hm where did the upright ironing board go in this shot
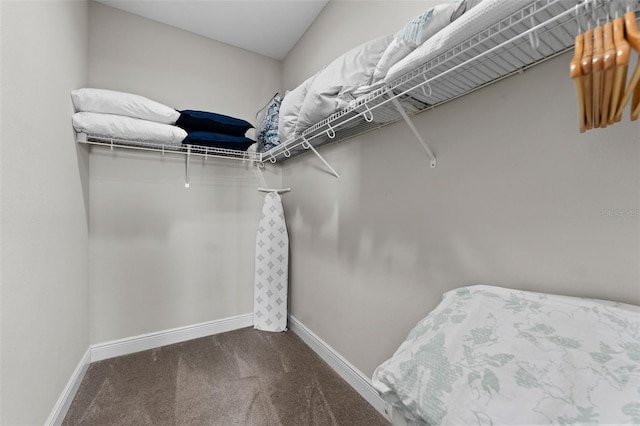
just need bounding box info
[253,190,289,332]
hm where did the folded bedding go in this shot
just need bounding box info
[182,131,255,151]
[176,110,254,136]
[370,0,463,84]
[294,35,393,134]
[72,88,260,151]
[282,0,485,137]
[71,88,180,124]
[385,0,529,84]
[372,285,640,426]
[72,112,187,145]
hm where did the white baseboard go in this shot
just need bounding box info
[45,348,91,426]
[287,315,390,420]
[47,313,254,425]
[90,313,254,362]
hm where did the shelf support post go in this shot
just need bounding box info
[185,145,191,188]
[390,98,436,168]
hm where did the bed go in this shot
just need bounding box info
[372,285,640,426]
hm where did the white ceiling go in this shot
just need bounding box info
[96,0,329,60]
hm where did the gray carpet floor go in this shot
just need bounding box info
[63,327,390,426]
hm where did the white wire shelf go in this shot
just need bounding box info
[263,0,640,164]
[76,132,261,163]
[76,0,639,171]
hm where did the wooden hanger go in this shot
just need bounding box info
[582,27,594,130]
[614,10,640,122]
[608,16,630,124]
[571,33,587,133]
[592,23,605,127]
[631,81,640,120]
[600,21,616,127]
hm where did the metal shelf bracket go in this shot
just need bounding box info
[302,137,341,180]
[390,98,437,168]
[185,145,191,188]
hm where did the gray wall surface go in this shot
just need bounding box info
[87,2,282,344]
[1,1,638,422]
[281,1,640,377]
[0,1,90,424]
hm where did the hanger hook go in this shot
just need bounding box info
[627,0,638,13]
[594,0,608,25]
[283,146,291,157]
[326,124,336,139]
[529,15,540,50]
[584,0,595,29]
[363,103,374,122]
[612,0,619,18]
[420,74,432,98]
[575,3,583,34]
[302,136,311,150]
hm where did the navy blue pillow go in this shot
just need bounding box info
[176,110,253,136]
[182,131,255,151]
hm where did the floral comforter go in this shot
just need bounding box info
[372,285,640,425]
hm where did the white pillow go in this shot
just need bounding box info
[372,1,462,82]
[386,0,527,83]
[72,112,187,145]
[450,0,484,21]
[296,35,393,134]
[372,38,416,82]
[71,88,180,125]
[278,72,319,144]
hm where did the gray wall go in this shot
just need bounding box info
[281,1,640,377]
[88,2,282,344]
[0,1,90,424]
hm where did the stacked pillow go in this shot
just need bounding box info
[71,88,256,151]
[295,35,394,133]
[71,88,181,124]
[175,110,255,151]
[71,88,188,145]
[277,1,481,138]
[278,71,321,144]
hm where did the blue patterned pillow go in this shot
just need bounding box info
[256,94,282,153]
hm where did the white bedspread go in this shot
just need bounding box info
[372,285,640,425]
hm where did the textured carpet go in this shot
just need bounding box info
[63,327,390,426]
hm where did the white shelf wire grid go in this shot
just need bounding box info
[77,132,262,164]
[264,0,640,163]
[76,0,639,166]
